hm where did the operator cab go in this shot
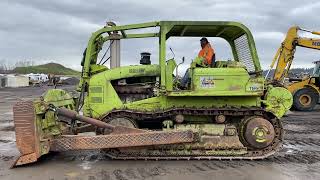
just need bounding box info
[312,61,320,87]
[160,22,262,94]
[312,61,320,77]
[81,21,264,101]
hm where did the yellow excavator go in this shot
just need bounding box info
[266,26,320,111]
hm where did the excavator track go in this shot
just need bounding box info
[100,108,283,160]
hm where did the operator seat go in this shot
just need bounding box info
[210,54,216,68]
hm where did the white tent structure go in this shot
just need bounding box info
[1,75,29,88]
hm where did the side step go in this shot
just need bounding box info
[51,131,194,151]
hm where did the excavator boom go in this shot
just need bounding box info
[267,26,320,82]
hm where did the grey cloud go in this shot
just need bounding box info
[0,0,320,71]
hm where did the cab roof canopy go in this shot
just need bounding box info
[160,21,251,41]
[98,21,252,41]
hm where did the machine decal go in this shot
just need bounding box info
[312,41,320,46]
[200,76,215,88]
[91,97,103,103]
[90,86,103,93]
[249,84,263,91]
[129,68,145,73]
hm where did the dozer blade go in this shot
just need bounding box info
[12,101,40,167]
[12,101,194,167]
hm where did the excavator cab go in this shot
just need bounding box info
[311,61,320,88]
[312,61,320,77]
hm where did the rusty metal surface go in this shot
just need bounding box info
[111,126,147,134]
[50,130,194,151]
[12,153,38,167]
[12,101,39,167]
[113,84,154,94]
[57,107,116,130]
[57,107,148,135]
[244,117,275,149]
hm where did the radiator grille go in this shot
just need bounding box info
[234,34,256,73]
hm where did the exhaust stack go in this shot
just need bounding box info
[107,22,121,69]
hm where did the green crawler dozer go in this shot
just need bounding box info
[12,21,293,167]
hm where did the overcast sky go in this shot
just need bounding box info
[1,0,320,72]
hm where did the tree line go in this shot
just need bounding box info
[0,60,36,73]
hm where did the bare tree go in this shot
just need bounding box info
[0,59,37,73]
[15,60,35,67]
[0,59,9,73]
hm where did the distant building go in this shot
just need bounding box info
[0,74,6,88]
[0,74,29,88]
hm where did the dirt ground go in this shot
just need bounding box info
[0,86,319,180]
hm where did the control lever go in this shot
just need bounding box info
[169,47,175,59]
[175,57,185,80]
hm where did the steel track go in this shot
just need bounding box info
[100,107,283,160]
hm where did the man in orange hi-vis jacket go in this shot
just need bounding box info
[195,37,216,67]
[181,38,216,88]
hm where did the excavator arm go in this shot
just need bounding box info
[266,26,320,82]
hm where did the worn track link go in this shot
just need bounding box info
[100,107,283,160]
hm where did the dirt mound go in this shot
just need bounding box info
[61,77,80,85]
[13,63,80,75]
